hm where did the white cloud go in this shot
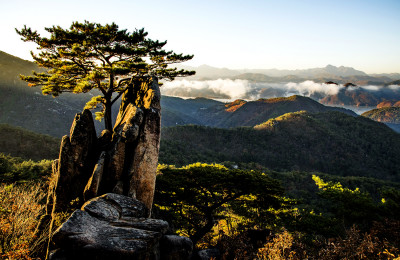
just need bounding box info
[162,79,250,99]
[285,80,341,97]
[161,79,396,101]
[361,85,380,91]
[388,84,400,91]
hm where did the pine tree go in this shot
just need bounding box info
[16,21,195,130]
[154,163,288,246]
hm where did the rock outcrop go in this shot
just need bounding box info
[49,109,98,212]
[44,77,163,258]
[49,76,160,211]
[49,193,192,260]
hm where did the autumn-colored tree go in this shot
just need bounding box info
[17,21,194,130]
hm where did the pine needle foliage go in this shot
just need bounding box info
[154,163,289,247]
[16,21,195,130]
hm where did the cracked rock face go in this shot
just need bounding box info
[88,77,161,212]
[46,78,166,259]
[50,193,170,260]
[51,109,98,212]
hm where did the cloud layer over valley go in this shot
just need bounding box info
[162,79,400,105]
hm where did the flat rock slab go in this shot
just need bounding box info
[82,193,150,220]
[51,193,169,260]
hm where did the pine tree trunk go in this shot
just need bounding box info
[190,212,215,246]
[104,101,112,131]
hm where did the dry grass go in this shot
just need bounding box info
[0,183,46,259]
[256,226,400,260]
[257,230,299,260]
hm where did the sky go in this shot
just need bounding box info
[1,0,399,73]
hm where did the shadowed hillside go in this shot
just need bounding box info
[161,96,222,127]
[0,51,102,137]
[160,111,400,181]
[0,124,59,160]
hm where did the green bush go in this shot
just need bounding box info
[0,153,52,183]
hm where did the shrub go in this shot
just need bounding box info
[257,230,303,260]
[317,225,400,260]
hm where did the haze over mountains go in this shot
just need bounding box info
[1,50,399,136]
[177,64,400,81]
[164,64,400,108]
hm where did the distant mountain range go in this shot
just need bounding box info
[177,64,400,83]
[320,87,400,107]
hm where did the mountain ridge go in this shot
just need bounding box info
[177,63,399,81]
[197,95,356,128]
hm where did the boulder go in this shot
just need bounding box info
[50,193,191,260]
[127,106,161,211]
[159,235,193,260]
[104,104,144,194]
[194,248,221,260]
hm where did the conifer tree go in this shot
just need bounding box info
[16,21,194,130]
[154,164,288,246]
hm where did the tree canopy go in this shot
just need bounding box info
[16,21,195,130]
[154,163,289,247]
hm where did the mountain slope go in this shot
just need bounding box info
[0,51,103,137]
[362,107,400,125]
[198,95,356,128]
[242,65,368,78]
[320,87,400,107]
[0,51,37,84]
[0,124,60,160]
[161,96,222,127]
[160,111,400,181]
[3,111,400,181]
[0,51,224,135]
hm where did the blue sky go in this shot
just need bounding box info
[1,0,399,73]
